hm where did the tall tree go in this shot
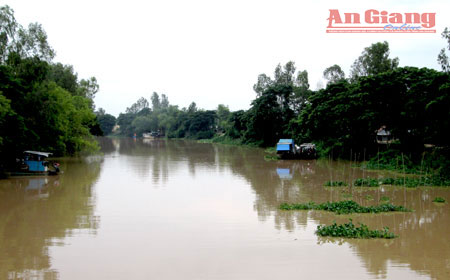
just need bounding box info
[350,41,399,80]
[323,64,345,84]
[77,77,99,105]
[437,27,450,72]
[253,73,272,96]
[0,5,54,63]
[151,92,160,111]
[188,102,197,113]
[161,94,169,109]
[125,97,149,114]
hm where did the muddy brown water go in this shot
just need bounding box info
[0,138,449,280]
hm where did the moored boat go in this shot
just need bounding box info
[9,151,60,176]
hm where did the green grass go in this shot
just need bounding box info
[279,200,410,215]
[316,219,396,239]
[324,181,347,187]
[380,196,390,202]
[432,197,446,203]
[364,194,374,201]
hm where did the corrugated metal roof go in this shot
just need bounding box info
[23,151,52,157]
[277,144,291,151]
[278,139,294,144]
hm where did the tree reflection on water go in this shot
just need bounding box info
[0,157,102,279]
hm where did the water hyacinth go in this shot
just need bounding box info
[316,219,397,239]
[324,181,348,187]
[279,200,410,215]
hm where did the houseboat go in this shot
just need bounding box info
[12,151,60,176]
[276,139,318,159]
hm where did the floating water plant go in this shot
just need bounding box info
[353,176,450,188]
[432,197,446,203]
[316,219,396,239]
[324,181,347,187]
[279,200,410,215]
[380,177,450,188]
[354,178,379,187]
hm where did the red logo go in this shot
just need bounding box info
[326,9,436,33]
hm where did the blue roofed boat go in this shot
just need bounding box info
[275,139,318,159]
[276,139,297,158]
[9,151,60,176]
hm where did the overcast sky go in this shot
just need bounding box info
[4,0,449,116]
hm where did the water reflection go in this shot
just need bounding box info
[217,148,450,280]
[1,138,448,279]
[99,139,450,279]
[129,139,448,279]
[0,157,102,279]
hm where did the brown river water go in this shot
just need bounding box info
[0,138,449,280]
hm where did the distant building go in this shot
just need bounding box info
[112,125,120,132]
[376,126,395,144]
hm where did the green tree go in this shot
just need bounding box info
[437,27,450,72]
[125,97,149,114]
[96,109,116,135]
[216,104,230,132]
[323,64,345,84]
[77,77,99,109]
[350,41,399,80]
[294,67,450,157]
[244,85,294,146]
[188,102,197,113]
[0,5,54,63]
[161,94,169,109]
[187,110,216,139]
[151,92,160,111]
[0,4,100,163]
[48,63,78,94]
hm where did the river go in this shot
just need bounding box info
[0,138,449,279]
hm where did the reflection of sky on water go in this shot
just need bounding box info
[0,158,102,280]
[1,138,447,280]
[95,138,449,280]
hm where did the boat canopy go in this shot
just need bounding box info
[276,144,291,151]
[278,139,294,144]
[23,151,53,158]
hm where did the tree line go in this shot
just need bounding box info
[116,37,449,161]
[1,2,449,170]
[0,5,105,168]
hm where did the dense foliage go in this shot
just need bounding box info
[116,39,450,175]
[0,5,106,168]
[3,3,448,179]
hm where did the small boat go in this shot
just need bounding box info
[143,131,161,139]
[276,139,318,159]
[9,151,60,176]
